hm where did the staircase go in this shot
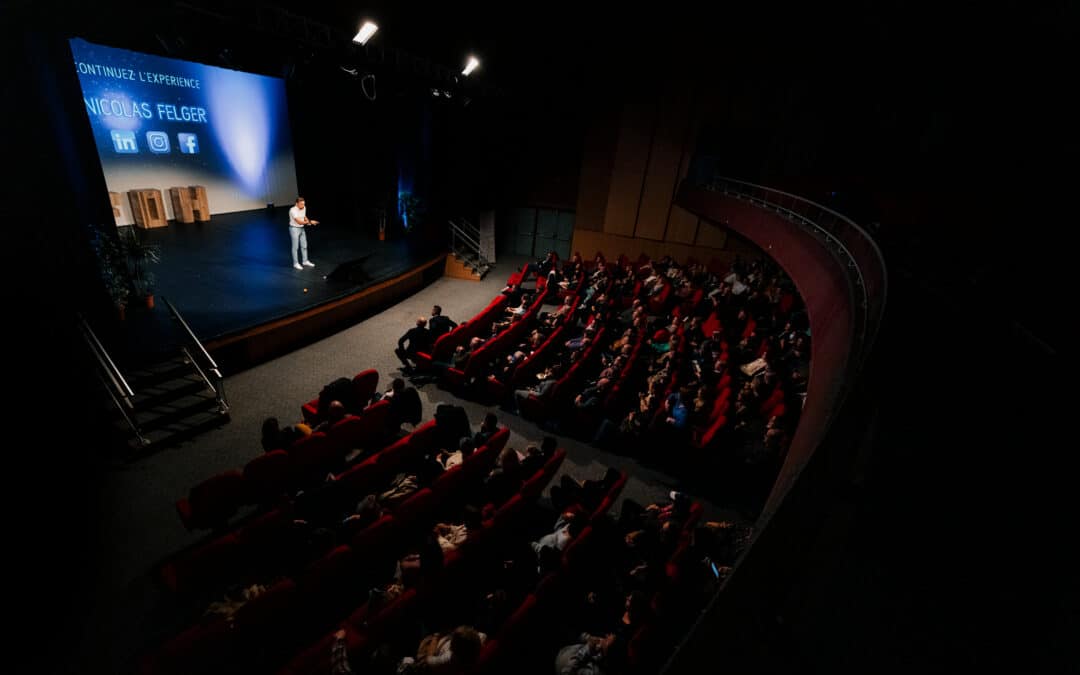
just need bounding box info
[79,298,230,457]
[448,218,492,280]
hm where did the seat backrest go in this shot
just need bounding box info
[236,504,295,561]
[350,514,396,552]
[393,488,437,529]
[484,428,510,456]
[242,450,292,503]
[298,544,357,598]
[288,432,341,475]
[352,369,380,408]
[189,470,248,526]
[168,532,244,594]
[326,415,367,450]
[359,398,392,435]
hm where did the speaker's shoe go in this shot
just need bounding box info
[293,263,303,270]
[303,261,315,267]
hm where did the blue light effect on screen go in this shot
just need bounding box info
[206,66,272,195]
[69,38,296,205]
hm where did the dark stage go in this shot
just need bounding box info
[139,206,444,343]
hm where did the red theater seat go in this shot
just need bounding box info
[243,450,292,504]
[176,470,248,531]
[351,369,379,408]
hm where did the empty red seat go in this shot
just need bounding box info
[243,450,292,504]
[351,369,379,409]
[297,545,359,618]
[287,432,342,478]
[236,505,295,564]
[161,532,245,594]
[349,513,396,552]
[176,470,248,531]
[145,617,232,675]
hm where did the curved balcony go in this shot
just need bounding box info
[667,165,888,672]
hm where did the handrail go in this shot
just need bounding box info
[77,313,147,445]
[691,170,888,371]
[163,297,228,411]
[163,297,221,377]
[451,217,480,239]
[77,313,135,399]
[448,220,482,251]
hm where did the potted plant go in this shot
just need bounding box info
[88,223,133,319]
[119,227,161,309]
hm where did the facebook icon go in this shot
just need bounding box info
[110,130,138,154]
[177,133,199,154]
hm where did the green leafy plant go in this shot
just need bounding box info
[87,223,132,309]
[118,227,162,297]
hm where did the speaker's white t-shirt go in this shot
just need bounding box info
[289,206,306,227]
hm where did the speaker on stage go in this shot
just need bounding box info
[326,255,372,283]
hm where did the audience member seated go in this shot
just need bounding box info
[531,505,587,556]
[478,445,524,506]
[391,625,486,675]
[428,304,458,340]
[550,468,621,513]
[473,413,499,447]
[261,416,312,451]
[313,400,354,433]
[437,437,476,470]
[433,505,483,552]
[554,632,626,675]
[396,317,435,372]
[520,436,557,475]
[377,378,422,431]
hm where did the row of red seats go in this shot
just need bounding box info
[624,502,707,674]
[518,325,609,421]
[413,294,510,370]
[278,453,591,675]
[176,393,391,532]
[144,428,518,675]
[162,419,450,595]
[444,291,549,388]
[486,295,582,400]
[299,369,379,426]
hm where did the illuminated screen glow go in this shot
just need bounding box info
[69,38,298,224]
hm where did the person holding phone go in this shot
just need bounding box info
[288,196,319,270]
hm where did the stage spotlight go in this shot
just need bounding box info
[462,56,480,76]
[353,21,379,45]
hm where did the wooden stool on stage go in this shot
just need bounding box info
[168,185,211,223]
[108,191,122,225]
[128,189,168,229]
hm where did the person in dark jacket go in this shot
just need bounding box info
[428,305,458,340]
[395,317,434,371]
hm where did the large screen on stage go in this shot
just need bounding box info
[69,38,298,225]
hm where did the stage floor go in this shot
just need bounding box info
[139,207,442,343]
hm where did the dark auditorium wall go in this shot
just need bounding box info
[570,79,754,263]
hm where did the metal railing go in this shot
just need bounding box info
[77,313,147,446]
[448,218,489,273]
[689,166,888,374]
[163,297,229,414]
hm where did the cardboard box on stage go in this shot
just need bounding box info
[127,189,168,229]
[108,192,122,224]
[168,185,211,223]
